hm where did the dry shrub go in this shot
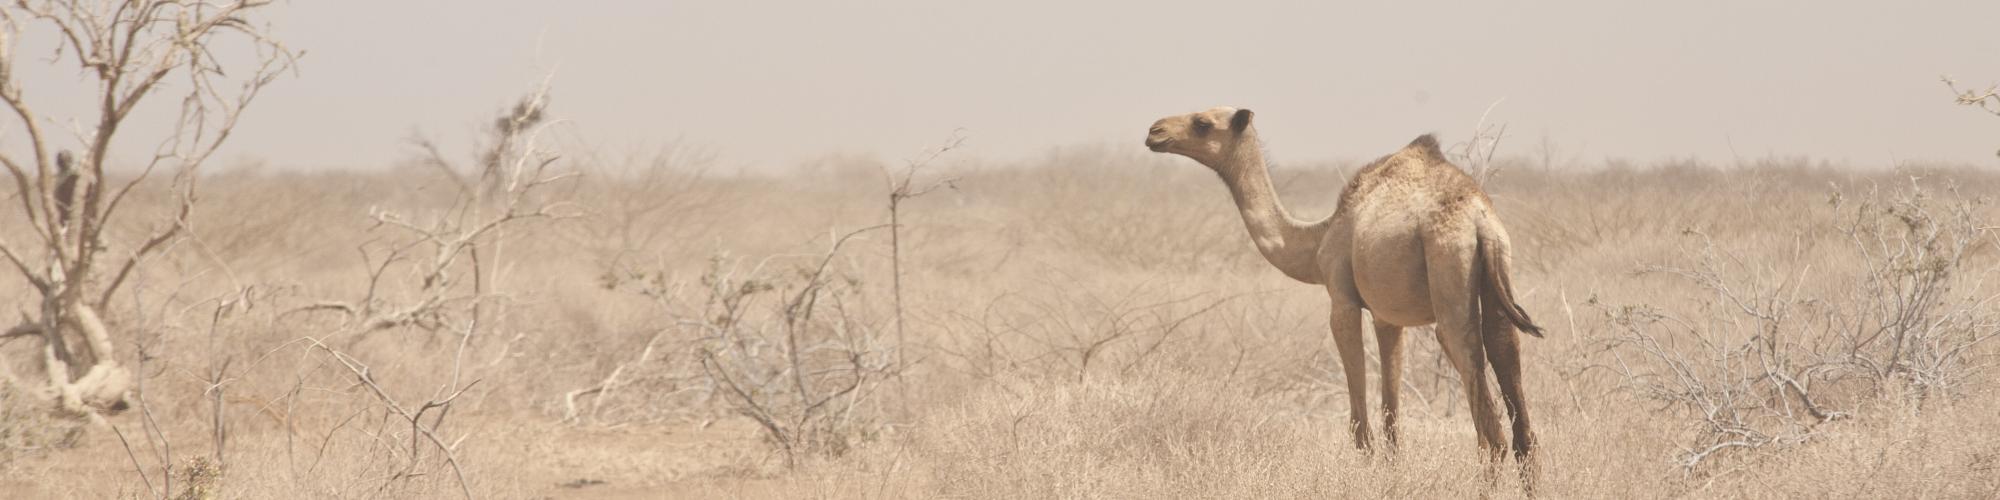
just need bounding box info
[1832,182,1999,397]
[691,236,900,468]
[1593,177,2000,474]
[582,229,903,468]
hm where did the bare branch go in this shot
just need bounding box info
[94,188,190,309]
[1943,76,2000,117]
[308,339,476,500]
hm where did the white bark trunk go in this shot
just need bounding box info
[60,303,131,413]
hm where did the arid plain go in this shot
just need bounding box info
[5,139,1999,498]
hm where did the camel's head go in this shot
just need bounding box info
[1144,106,1256,164]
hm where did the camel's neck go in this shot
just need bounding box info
[1209,139,1325,284]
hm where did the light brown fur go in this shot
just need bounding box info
[1146,106,1544,492]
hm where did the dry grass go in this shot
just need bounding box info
[3,148,1999,499]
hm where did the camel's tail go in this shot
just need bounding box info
[1477,235,1544,338]
[1477,228,1544,489]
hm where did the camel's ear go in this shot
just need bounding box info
[1230,108,1254,134]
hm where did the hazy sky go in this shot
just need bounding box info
[19,1,2000,170]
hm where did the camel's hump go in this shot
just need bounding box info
[1405,134,1444,160]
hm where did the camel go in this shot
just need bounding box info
[1144,106,1544,489]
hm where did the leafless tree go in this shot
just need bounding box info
[299,80,575,342]
[285,82,574,499]
[0,0,296,419]
[881,131,962,376]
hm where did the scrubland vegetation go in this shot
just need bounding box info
[2,2,1998,498]
[6,142,2000,498]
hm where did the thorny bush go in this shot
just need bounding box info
[1591,178,2000,475]
[589,229,900,469]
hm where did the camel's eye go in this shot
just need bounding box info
[1192,118,1213,133]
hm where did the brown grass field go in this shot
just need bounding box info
[4,146,2000,499]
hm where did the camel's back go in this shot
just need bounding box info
[1334,134,1491,224]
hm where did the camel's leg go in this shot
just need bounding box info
[1375,318,1405,453]
[1483,298,1539,493]
[1425,234,1507,463]
[1435,316,1507,487]
[1434,324,1504,455]
[1330,301,1371,451]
